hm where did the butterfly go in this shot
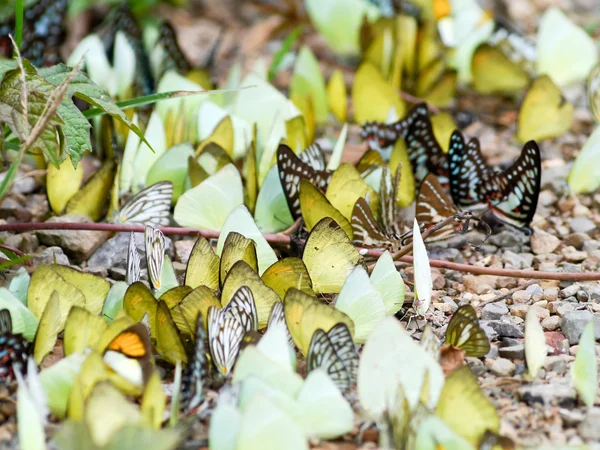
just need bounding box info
[448,130,541,229]
[307,323,359,395]
[103,322,154,386]
[361,103,449,184]
[277,144,333,219]
[144,225,166,291]
[267,301,292,346]
[0,309,31,381]
[126,232,141,285]
[156,22,192,76]
[351,166,407,251]
[113,181,173,227]
[181,314,209,413]
[488,16,537,70]
[207,286,258,376]
[0,0,67,67]
[444,305,490,358]
[419,324,441,361]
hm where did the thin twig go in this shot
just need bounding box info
[2,221,600,281]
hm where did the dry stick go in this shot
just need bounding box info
[2,221,600,281]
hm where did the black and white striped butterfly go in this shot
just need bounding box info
[444,305,490,358]
[448,130,541,230]
[181,313,209,413]
[361,103,449,184]
[267,301,292,345]
[306,323,359,394]
[144,225,165,291]
[0,0,67,67]
[126,232,141,285]
[113,181,173,227]
[351,166,408,250]
[207,286,258,376]
[277,144,333,219]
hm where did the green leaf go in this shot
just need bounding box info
[268,27,301,82]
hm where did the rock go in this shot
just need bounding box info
[509,304,529,319]
[0,196,31,221]
[88,232,174,271]
[485,357,515,376]
[31,246,69,266]
[431,268,445,290]
[563,233,587,250]
[498,344,524,360]
[174,240,195,264]
[463,275,496,294]
[36,215,111,262]
[583,240,600,253]
[542,316,561,331]
[526,284,543,296]
[561,311,600,345]
[488,231,527,248]
[12,175,36,194]
[512,290,532,304]
[24,194,49,220]
[518,383,577,407]
[497,277,518,289]
[481,302,508,320]
[531,228,561,255]
[543,355,572,375]
[559,408,584,427]
[481,318,524,338]
[562,246,588,263]
[427,247,464,263]
[561,284,580,298]
[569,217,596,234]
[503,250,528,269]
[543,287,559,302]
[555,303,576,317]
[578,408,600,441]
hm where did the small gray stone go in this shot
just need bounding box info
[543,287,559,302]
[486,357,515,376]
[509,304,529,319]
[569,217,596,234]
[518,382,577,407]
[577,290,591,302]
[562,262,582,273]
[89,232,174,270]
[481,302,509,320]
[530,228,561,255]
[578,408,600,441]
[583,240,600,253]
[512,290,532,304]
[498,344,524,360]
[174,240,195,264]
[543,355,572,375]
[31,246,69,266]
[561,284,580,298]
[559,408,584,427]
[497,277,518,289]
[563,233,587,250]
[525,284,543,296]
[481,318,524,338]
[488,230,528,248]
[562,246,588,262]
[555,303,576,317]
[561,311,600,345]
[541,316,561,331]
[503,250,528,269]
[11,176,36,195]
[36,215,111,262]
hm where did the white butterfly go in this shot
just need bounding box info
[126,232,141,285]
[144,225,165,290]
[114,182,173,227]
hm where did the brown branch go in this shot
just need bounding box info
[2,221,600,281]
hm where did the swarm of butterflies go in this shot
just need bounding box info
[3,0,591,448]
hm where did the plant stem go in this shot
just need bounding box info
[2,221,600,281]
[14,0,24,54]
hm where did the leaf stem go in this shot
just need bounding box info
[2,221,600,281]
[14,0,24,54]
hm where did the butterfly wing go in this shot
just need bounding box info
[207,306,244,376]
[360,102,426,151]
[267,301,293,345]
[277,144,332,219]
[144,225,166,291]
[326,323,359,387]
[445,305,490,358]
[416,174,463,242]
[116,182,173,227]
[307,328,351,394]
[0,309,12,334]
[181,314,209,412]
[298,144,327,171]
[127,232,141,285]
[225,286,259,333]
[448,131,490,208]
[351,197,400,250]
[487,141,541,229]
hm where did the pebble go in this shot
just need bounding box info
[486,357,515,376]
[560,284,579,298]
[463,275,496,295]
[174,240,195,264]
[525,284,543,296]
[512,290,532,304]
[31,246,69,266]
[503,250,528,269]
[518,383,577,407]
[531,228,561,255]
[11,175,36,195]
[498,344,524,361]
[543,355,572,375]
[578,408,600,441]
[543,287,560,302]
[509,304,529,319]
[559,408,584,427]
[497,277,518,289]
[582,240,600,253]
[562,246,588,262]
[481,302,508,320]
[541,316,561,331]
[561,311,600,345]
[569,217,596,234]
[481,318,524,338]
[563,233,587,250]
[36,215,111,262]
